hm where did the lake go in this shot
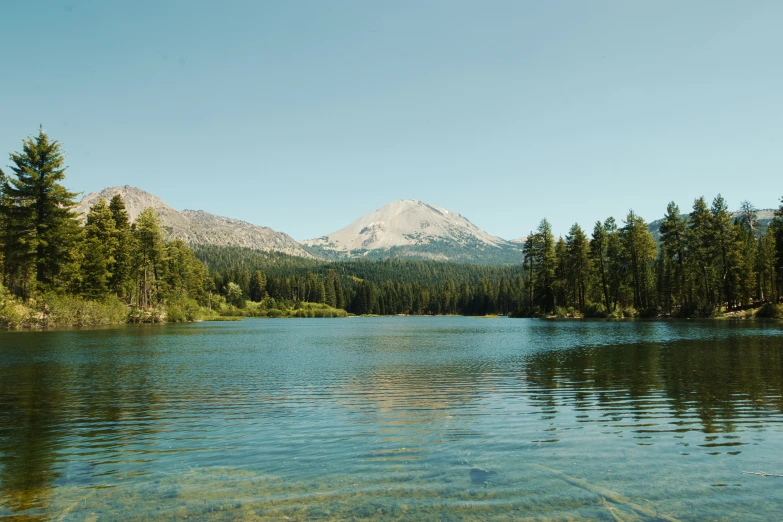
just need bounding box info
[1,317,782,520]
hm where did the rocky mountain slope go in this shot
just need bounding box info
[302,200,523,264]
[76,186,315,258]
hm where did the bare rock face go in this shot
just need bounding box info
[75,186,315,258]
[302,200,523,265]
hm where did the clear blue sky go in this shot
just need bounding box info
[1,1,781,240]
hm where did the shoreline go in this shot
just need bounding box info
[3,313,781,332]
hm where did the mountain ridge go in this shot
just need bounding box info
[75,186,315,258]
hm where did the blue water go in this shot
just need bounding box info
[1,317,782,520]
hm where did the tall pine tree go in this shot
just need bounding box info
[0,127,80,297]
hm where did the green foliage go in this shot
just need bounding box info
[0,130,218,328]
[289,302,349,318]
[756,303,783,319]
[225,282,245,308]
[165,297,207,323]
[676,300,717,318]
[0,283,29,328]
[80,199,118,298]
[2,129,782,326]
[0,127,81,298]
[38,293,129,327]
[583,303,609,318]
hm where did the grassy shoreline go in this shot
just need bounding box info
[3,296,780,330]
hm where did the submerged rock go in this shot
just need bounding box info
[470,467,498,485]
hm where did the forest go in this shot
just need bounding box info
[1,129,783,327]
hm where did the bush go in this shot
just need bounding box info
[0,285,31,328]
[583,303,609,318]
[127,306,165,323]
[39,293,128,327]
[638,307,659,319]
[756,303,783,319]
[166,297,205,322]
[291,303,348,318]
[676,300,717,318]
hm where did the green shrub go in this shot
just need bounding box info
[638,307,659,319]
[127,306,165,323]
[0,285,31,328]
[40,293,128,327]
[583,303,609,318]
[165,297,204,322]
[676,301,717,318]
[756,303,783,319]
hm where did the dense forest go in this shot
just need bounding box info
[2,129,782,327]
[519,201,783,318]
[194,198,783,318]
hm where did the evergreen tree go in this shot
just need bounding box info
[688,197,714,307]
[522,231,536,310]
[534,219,556,313]
[757,228,777,302]
[604,217,625,310]
[621,210,657,310]
[80,200,118,298]
[738,200,759,235]
[566,223,591,312]
[774,196,783,301]
[132,208,165,308]
[108,194,133,298]
[659,202,688,311]
[249,270,267,302]
[0,127,80,297]
[591,221,611,311]
[709,194,736,309]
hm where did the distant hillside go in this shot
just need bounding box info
[76,186,316,258]
[302,199,524,265]
[648,209,776,241]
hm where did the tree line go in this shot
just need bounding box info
[193,247,528,316]
[2,128,782,321]
[521,196,783,317]
[197,200,783,318]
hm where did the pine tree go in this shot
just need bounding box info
[604,217,625,310]
[108,194,133,299]
[80,200,118,298]
[774,196,783,301]
[0,127,80,297]
[621,210,657,310]
[659,202,688,311]
[534,219,556,313]
[591,221,611,311]
[522,231,536,311]
[688,197,714,307]
[132,208,165,308]
[566,223,591,312]
[249,270,267,302]
[709,194,736,309]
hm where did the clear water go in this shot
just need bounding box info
[1,318,782,521]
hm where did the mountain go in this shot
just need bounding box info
[301,200,523,265]
[75,186,315,258]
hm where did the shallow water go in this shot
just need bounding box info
[1,318,782,520]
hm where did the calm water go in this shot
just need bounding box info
[1,318,782,521]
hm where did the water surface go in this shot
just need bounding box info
[1,318,782,520]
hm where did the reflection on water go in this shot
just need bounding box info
[0,319,782,520]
